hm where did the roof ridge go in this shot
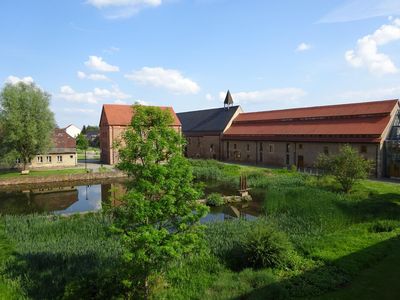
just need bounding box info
[240,99,399,116]
[177,105,240,115]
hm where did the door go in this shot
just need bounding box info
[297,155,304,169]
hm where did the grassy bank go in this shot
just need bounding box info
[0,168,86,179]
[0,160,399,299]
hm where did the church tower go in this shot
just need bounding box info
[224,90,234,109]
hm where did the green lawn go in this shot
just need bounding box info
[0,168,86,179]
[0,161,399,299]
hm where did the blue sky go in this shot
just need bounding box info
[1,0,400,128]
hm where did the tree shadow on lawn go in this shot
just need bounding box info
[5,251,123,300]
[234,235,400,300]
[335,192,400,222]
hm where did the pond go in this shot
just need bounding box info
[0,180,266,222]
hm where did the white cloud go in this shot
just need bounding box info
[220,88,307,104]
[125,67,200,94]
[103,46,120,54]
[296,42,311,52]
[87,0,162,19]
[319,0,400,23]
[345,18,400,75]
[205,93,214,101]
[5,75,34,85]
[63,108,96,114]
[84,56,119,72]
[57,85,130,104]
[77,71,109,81]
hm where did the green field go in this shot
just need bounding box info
[0,168,86,179]
[0,160,399,299]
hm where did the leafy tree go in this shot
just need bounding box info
[81,125,87,134]
[316,144,373,192]
[76,133,89,170]
[111,105,208,298]
[0,82,55,170]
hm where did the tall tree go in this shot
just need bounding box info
[111,105,208,298]
[76,133,89,171]
[0,82,55,170]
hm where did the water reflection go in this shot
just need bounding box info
[0,181,265,221]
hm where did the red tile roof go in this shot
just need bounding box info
[100,104,181,126]
[223,99,399,143]
[51,129,76,151]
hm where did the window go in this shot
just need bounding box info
[286,143,290,153]
[37,156,43,163]
[234,144,237,150]
[247,154,250,159]
[298,144,303,150]
[46,156,52,163]
[259,151,263,162]
[57,155,63,162]
[269,144,274,153]
[360,145,367,153]
[70,155,73,159]
[227,142,230,158]
[247,144,250,151]
[323,146,329,155]
[210,144,214,152]
[286,154,290,165]
[259,143,263,151]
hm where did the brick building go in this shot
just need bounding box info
[99,104,182,165]
[177,91,242,159]
[221,99,399,177]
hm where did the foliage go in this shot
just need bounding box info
[241,221,293,269]
[369,220,398,233]
[206,193,224,206]
[113,105,208,297]
[76,133,89,151]
[315,145,373,192]
[1,214,122,299]
[205,219,295,271]
[0,82,55,170]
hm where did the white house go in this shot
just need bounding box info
[64,124,81,138]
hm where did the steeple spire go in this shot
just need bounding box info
[224,90,233,109]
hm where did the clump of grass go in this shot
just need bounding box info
[206,193,224,206]
[369,220,398,233]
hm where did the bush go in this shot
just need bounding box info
[206,193,224,206]
[240,221,293,269]
[205,219,294,270]
[369,220,398,233]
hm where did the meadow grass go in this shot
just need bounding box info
[0,168,86,179]
[1,214,124,299]
[1,161,399,299]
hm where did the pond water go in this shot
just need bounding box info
[0,180,265,221]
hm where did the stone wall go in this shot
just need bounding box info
[185,135,221,159]
[222,140,381,176]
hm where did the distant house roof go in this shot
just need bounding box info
[223,99,399,143]
[100,104,181,127]
[177,106,241,135]
[50,129,76,153]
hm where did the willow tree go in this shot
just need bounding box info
[112,105,208,298]
[0,82,55,170]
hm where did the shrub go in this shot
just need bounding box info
[205,219,294,270]
[206,193,224,206]
[369,220,398,233]
[315,145,373,193]
[241,221,292,269]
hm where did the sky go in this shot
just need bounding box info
[1,0,400,128]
